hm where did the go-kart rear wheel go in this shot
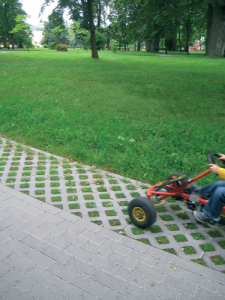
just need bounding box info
[165,172,188,200]
[128,197,157,229]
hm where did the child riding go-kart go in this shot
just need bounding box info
[128,152,225,229]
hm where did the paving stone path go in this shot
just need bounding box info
[0,137,225,274]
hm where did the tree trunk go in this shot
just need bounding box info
[186,19,189,55]
[87,0,98,58]
[124,43,126,50]
[146,32,159,52]
[206,4,225,57]
[165,39,168,54]
[97,0,101,28]
[11,34,14,49]
[137,41,140,51]
[178,26,182,51]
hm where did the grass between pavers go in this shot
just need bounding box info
[68,195,78,201]
[86,202,97,208]
[84,194,94,200]
[191,233,205,240]
[114,229,126,236]
[163,248,177,255]
[156,236,170,244]
[88,211,99,217]
[183,246,197,255]
[200,243,216,252]
[131,228,144,235]
[218,241,225,249]
[102,202,113,207]
[106,210,117,216]
[207,230,223,238]
[109,219,121,226]
[174,234,187,242]
[69,203,80,209]
[160,215,174,221]
[210,256,225,265]
[191,259,208,267]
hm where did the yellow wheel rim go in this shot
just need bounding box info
[132,207,146,222]
[220,211,225,218]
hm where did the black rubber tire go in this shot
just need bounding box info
[128,197,157,229]
[165,172,188,200]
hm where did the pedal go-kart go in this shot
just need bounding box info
[128,152,225,229]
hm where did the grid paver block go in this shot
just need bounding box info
[51,279,88,300]
[28,282,65,300]
[3,268,36,291]
[73,274,107,297]
[27,265,59,288]
[2,287,34,300]
[164,274,198,296]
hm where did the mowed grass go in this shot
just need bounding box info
[0,49,225,185]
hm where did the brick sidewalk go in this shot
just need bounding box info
[1,184,225,300]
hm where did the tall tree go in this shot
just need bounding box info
[206,0,225,57]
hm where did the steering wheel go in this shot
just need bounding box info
[208,152,225,168]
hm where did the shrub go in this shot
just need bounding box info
[43,44,49,48]
[56,43,68,51]
[49,42,58,49]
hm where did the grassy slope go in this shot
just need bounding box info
[0,49,225,185]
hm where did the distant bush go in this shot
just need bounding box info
[43,44,49,48]
[49,42,58,49]
[56,43,68,51]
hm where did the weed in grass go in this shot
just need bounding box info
[122,209,128,215]
[140,185,148,189]
[208,230,223,238]
[63,164,71,169]
[163,248,177,255]
[38,161,45,165]
[2,153,10,157]
[160,215,174,221]
[14,152,22,156]
[68,195,78,201]
[202,223,210,228]
[69,203,80,209]
[0,162,6,166]
[210,256,225,265]
[49,155,55,160]
[156,206,167,213]
[51,182,60,187]
[115,193,126,199]
[50,170,58,175]
[165,197,176,203]
[97,186,107,192]
[35,190,45,195]
[191,233,205,240]
[52,197,61,202]
[38,156,46,160]
[109,179,118,184]
[51,189,61,194]
[51,160,59,165]
[64,169,72,175]
[150,225,162,233]
[109,219,121,226]
[92,221,103,226]
[167,224,180,231]
[20,183,29,188]
[200,243,215,252]
[126,218,133,225]
[23,167,32,170]
[8,172,17,177]
[126,184,136,190]
[36,183,45,188]
[99,194,110,199]
[218,241,225,249]
[177,212,189,220]
[10,167,18,171]
[11,162,19,165]
[86,202,97,208]
[0,167,4,171]
[93,174,102,179]
[25,162,32,165]
[89,168,96,173]
[112,186,122,191]
[184,223,197,229]
[102,202,113,207]
[170,204,182,211]
[137,238,150,245]
[67,188,76,193]
[84,194,94,200]
[183,246,196,255]
[6,178,16,183]
[65,175,73,180]
[66,182,75,186]
[21,178,30,182]
[174,234,187,242]
[79,175,88,180]
[50,176,60,181]
[130,192,140,197]
[36,171,45,175]
[191,259,208,267]
[82,187,92,193]
[156,236,170,244]
[88,211,99,217]
[15,144,23,151]
[118,201,129,206]
[22,172,31,177]
[25,156,33,160]
[132,228,144,235]
[95,180,104,185]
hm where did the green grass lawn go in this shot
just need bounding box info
[0,48,225,185]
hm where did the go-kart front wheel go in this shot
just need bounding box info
[128,197,157,229]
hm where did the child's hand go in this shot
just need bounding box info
[209,164,220,174]
[219,154,225,162]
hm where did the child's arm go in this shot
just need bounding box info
[209,163,225,180]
